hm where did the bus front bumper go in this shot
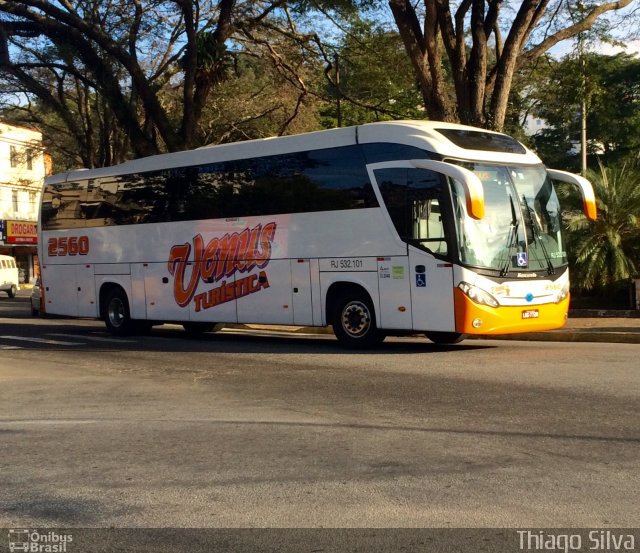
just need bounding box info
[454,288,570,335]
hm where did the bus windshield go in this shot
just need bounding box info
[450,163,566,275]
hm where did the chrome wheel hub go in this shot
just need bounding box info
[341,301,371,337]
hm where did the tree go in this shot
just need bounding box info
[320,18,425,127]
[0,0,308,159]
[0,63,134,168]
[562,161,640,292]
[387,0,635,130]
[528,53,640,171]
[0,0,346,167]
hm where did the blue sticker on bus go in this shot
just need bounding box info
[416,273,426,287]
[516,252,528,267]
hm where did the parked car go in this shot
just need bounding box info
[0,255,20,298]
[31,276,42,315]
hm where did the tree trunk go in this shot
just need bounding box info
[389,0,452,121]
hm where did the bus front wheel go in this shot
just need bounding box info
[104,288,136,336]
[331,292,384,349]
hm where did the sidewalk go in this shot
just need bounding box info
[480,315,640,344]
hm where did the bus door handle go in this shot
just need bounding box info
[415,265,426,273]
[162,277,169,284]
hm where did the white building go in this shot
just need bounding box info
[523,115,548,137]
[0,122,48,284]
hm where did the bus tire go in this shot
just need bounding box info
[331,291,384,349]
[182,322,219,335]
[7,285,17,298]
[425,331,465,344]
[104,288,136,336]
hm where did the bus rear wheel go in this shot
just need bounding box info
[104,288,137,336]
[425,331,465,345]
[331,291,384,349]
[7,285,17,298]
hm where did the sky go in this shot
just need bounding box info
[596,39,640,56]
[550,38,640,59]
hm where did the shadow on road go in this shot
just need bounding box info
[0,315,494,355]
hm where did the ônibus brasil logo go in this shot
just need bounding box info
[168,222,277,312]
[8,529,73,552]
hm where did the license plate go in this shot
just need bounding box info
[522,309,539,319]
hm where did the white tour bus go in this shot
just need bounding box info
[38,120,596,348]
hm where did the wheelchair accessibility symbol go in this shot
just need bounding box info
[415,273,427,287]
[516,252,528,267]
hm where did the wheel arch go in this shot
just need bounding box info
[324,280,380,327]
[98,281,128,320]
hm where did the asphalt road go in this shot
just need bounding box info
[0,293,638,530]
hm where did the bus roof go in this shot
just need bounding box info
[47,120,542,184]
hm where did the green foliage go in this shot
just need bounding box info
[561,161,640,292]
[528,53,640,170]
[195,32,231,72]
[196,53,320,144]
[290,0,382,16]
[320,18,425,127]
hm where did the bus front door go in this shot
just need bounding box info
[408,245,455,332]
[368,160,466,334]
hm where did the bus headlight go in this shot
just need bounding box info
[458,282,499,308]
[555,281,570,304]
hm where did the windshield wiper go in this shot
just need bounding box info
[522,195,555,276]
[500,194,519,277]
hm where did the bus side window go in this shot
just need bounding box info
[41,182,87,230]
[191,145,377,219]
[83,177,122,227]
[375,167,448,255]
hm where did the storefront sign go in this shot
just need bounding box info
[5,220,38,244]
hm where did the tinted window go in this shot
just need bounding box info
[361,143,431,164]
[43,145,377,229]
[169,146,376,220]
[435,129,527,154]
[375,167,449,255]
[41,182,87,229]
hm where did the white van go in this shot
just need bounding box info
[0,255,20,298]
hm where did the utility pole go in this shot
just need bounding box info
[577,1,588,176]
[335,54,342,128]
[580,32,588,176]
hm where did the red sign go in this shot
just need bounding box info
[6,220,37,244]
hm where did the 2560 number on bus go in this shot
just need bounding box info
[48,236,90,256]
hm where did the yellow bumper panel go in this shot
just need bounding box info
[454,288,570,335]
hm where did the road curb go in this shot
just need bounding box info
[472,332,640,344]
[570,309,640,318]
[226,324,640,344]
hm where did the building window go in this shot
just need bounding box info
[29,191,37,213]
[26,148,34,170]
[10,146,18,168]
[12,190,18,212]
